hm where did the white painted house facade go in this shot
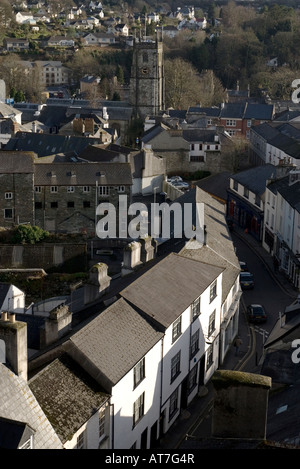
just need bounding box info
[121,252,224,445]
[264,169,300,289]
[0,283,25,313]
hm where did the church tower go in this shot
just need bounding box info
[129,36,165,119]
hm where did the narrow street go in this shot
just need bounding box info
[183,229,297,442]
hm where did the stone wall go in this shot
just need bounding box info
[0,172,34,227]
[0,243,87,271]
[162,149,234,175]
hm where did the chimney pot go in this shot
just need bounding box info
[1,312,8,321]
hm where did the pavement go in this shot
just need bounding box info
[158,225,299,450]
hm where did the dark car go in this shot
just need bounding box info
[239,261,248,272]
[247,304,267,323]
[240,271,254,289]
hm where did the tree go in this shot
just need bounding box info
[116,64,124,85]
[250,67,297,100]
[198,70,226,106]
[0,0,14,32]
[13,225,49,244]
[0,55,26,97]
[164,57,203,109]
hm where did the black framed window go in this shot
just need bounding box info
[171,351,181,383]
[190,329,199,358]
[134,357,145,388]
[210,280,217,303]
[133,392,145,427]
[172,316,182,343]
[169,388,179,420]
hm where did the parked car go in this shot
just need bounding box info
[172,181,189,190]
[247,304,267,323]
[239,261,248,272]
[240,271,254,289]
[167,176,183,183]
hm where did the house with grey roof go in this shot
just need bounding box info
[3,37,30,52]
[141,124,234,174]
[264,170,300,289]
[45,36,75,47]
[66,297,164,449]
[29,353,110,449]
[5,131,104,157]
[83,32,116,46]
[0,313,63,449]
[250,122,300,167]
[0,311,110,449]
[187,102,274,139]
[0,363,63,449]
[227,164,292,241]
[121,252,224,438]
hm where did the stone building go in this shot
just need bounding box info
[0,151,35,227]
[129,38,165,120]
[34,161,132,233]
[142,125,234,174]
[0,151,132,235]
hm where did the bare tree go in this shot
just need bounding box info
[164,57,202,109]
[198,70,226,106]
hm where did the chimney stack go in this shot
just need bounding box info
[211,370,271,440]
[0,312,27,381]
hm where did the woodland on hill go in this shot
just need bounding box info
[0,0,300,106]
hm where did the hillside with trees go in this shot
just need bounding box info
[0,1,300,104]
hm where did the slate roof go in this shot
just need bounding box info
[274,109,300,122]
[182,129,219,143]
[277,123,300,140]
[187,106,220,117]
[252,122,300,159]
[220,102,245,119]
[243,103,274,120]
[278,180,300,211]
[168,109,187,119]
[250,122,279,141]
[77,144,122,162]
[0,363,63,449]
[0,103,22,118]
[267,174,290,195]
[29,354,109,444]
[121,253,224,329]
[179,187,240,303]
[189,103,275,121]
[69,298,164,389]
[80,75,100,84]
[34,162,132,186]
[142,124,189,150]
[0,151,35,173]
[269,133,300,159]
[5,131,103,157]
[231,164,278,195]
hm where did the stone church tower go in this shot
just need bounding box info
[129,37,165,119]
